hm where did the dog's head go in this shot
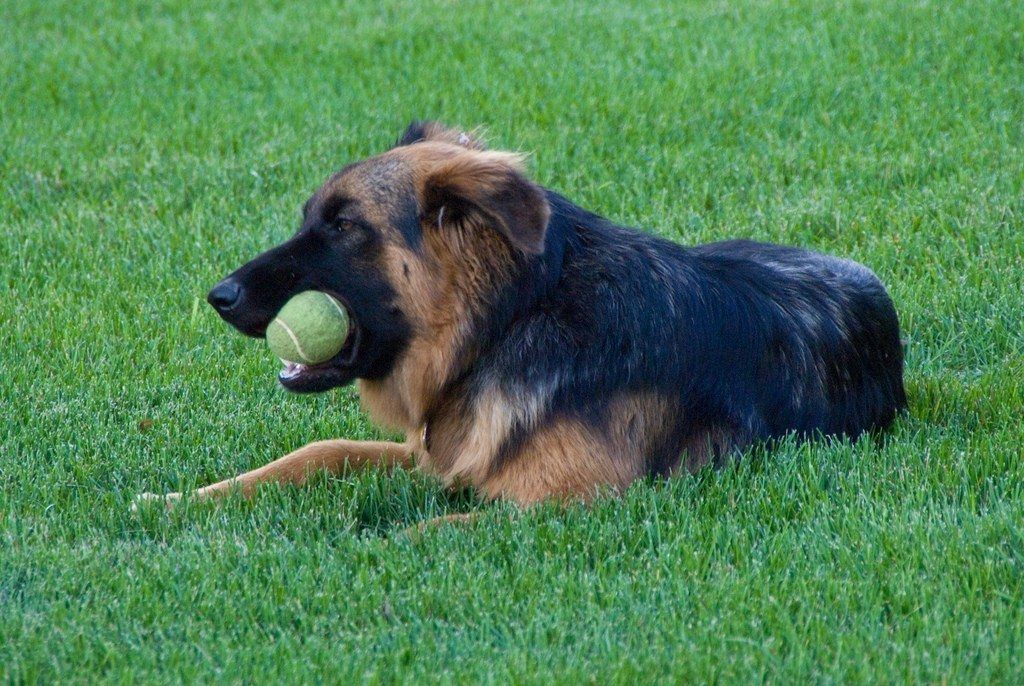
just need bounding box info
[208,122,551,393]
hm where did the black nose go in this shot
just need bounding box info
[207,279,242,312]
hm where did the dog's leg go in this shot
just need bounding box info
[134,439,413,510]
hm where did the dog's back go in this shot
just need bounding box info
[471,191,907,481]
[686,238,907,439]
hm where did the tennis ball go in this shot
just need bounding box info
[266,291,349,364]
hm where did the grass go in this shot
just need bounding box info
[2,0,1023,682]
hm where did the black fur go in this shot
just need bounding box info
[396,121,433,147]
[470,191,907,474]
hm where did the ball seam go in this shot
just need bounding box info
[325,294,347,321]
[272,317,314,364]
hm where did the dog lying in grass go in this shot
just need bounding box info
[138,121,907,517]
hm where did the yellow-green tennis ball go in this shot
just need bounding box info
[266,291,349,364]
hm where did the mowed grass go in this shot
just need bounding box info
[2,0,1023,682]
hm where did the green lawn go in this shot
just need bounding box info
[2,0,1023,682]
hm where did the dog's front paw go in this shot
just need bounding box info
[131,491,182,513]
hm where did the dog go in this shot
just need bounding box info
[137,121,907,516]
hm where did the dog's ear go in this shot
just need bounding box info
[421,151,550,255]
[397,120,486,150]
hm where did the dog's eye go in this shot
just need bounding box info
[333,217,360,231]
[329,217,374,250]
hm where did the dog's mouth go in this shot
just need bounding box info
[276,296,363,393]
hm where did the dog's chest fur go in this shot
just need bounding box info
[358,371,547,488]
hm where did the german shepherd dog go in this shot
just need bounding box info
[138,122,907,516]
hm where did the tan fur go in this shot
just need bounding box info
[426,384,550,486]
[481,392,673,503]
[356,144,528,438]
[357,220,516,435]
[482,419,627,503]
